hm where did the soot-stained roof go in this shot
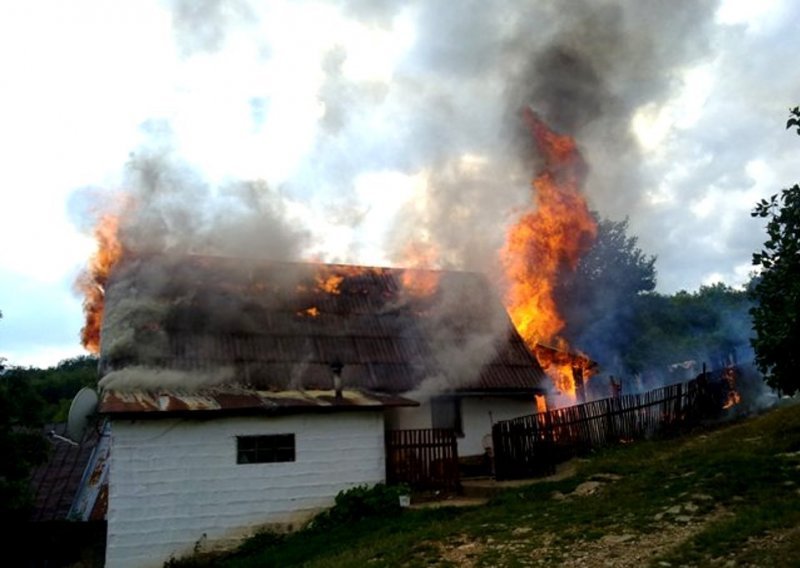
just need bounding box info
[98,254,546,399]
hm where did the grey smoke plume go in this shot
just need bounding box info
[90,0,757,395]
[156,0,721,274]
[83,126,312,378]
[372,1,720,386]
[119,138,310,261]
[168,0,256,56]
[415,270,513,395]
[151,0,800,295]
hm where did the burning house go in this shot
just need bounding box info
[69,92,609,565]
[91,254,548,566]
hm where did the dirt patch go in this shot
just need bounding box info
[433,534,487,567]
[730,524,800,564]
[552,512,729,567]
[423,508,732,567]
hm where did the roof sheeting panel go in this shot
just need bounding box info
[99,389,418,416]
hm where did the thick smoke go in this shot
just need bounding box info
[88,0,742,395]
[362,1,717,270]
[157,0,720,273]
[85,128,313,384]
[369,1,720,389]
[168,0,256,56]
[119,135,310,261]
[412,271,513,396]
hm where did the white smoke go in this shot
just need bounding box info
[98,365,235,392]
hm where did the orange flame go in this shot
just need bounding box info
[398,241,440,298]
[316,273,344,295]
[307,265,384,296]
[533,343,595,400]
[501,108,597,398]
[721,366,742,409]
[78,212,124,353]
[297,306,320,318]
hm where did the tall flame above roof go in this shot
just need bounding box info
[77,213,124,354]
[500,108,597,396]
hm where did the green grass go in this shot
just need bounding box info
[175,401,800,567]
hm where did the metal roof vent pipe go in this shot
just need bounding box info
[330,359,344,401]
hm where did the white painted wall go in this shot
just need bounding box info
[459,397,537,456]
[106,411,385,568]
[387,396,537,457]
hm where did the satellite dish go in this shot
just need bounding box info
[67,387,99,443]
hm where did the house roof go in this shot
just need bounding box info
[29,424,100,522]
[99,389,418,418]
[98,255,546,407]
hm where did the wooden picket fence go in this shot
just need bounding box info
[492,379,703,480]
[385,428,460,491]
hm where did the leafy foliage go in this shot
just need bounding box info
[4,355,98,422]
[556,215,754,381]
[750,108,800,394]
[0,339,97,522]
[0,372,48,522]
[557,215,656,373]
[310,483,409,532]
[787,105,800,135]
[625,284,753,377]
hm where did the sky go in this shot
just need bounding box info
[1,0,799,368]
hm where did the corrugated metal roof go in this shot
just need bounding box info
[99,389,418,416]
[99,255,547,404]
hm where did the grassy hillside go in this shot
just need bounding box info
[181,401,800,567]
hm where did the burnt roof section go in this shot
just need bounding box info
[99,254,546,395]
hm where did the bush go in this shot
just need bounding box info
[310,483,409,532]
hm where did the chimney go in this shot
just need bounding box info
[330,358,344,401]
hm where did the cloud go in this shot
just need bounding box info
[0,270,88,366]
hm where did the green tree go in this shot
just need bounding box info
[0,314,97,521]
[0,318,49,522]
[625,284,752,376]
[556,215,657,373]
[749,107,800,395]
[11,355,99,422]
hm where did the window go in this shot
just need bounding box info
[431,397,463,436]
[236,434,295,464]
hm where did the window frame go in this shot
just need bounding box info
[236,434,296,464]
[431,396,464,437]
